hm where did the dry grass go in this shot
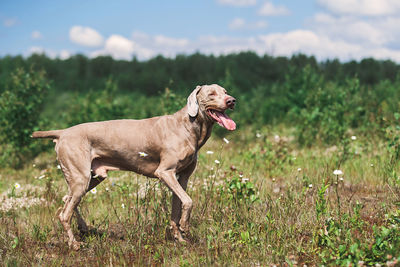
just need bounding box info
[1,129,399,266]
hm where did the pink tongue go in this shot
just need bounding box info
[215,111,236,131]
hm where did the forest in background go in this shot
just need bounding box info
[1,52,400,167]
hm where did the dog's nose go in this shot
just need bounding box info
[226,96,236,109]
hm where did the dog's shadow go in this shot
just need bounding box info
[79,223,125,241]
[80,224,200,245]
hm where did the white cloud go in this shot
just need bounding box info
[192,35,265,55]
[92,35,134,60]
[92,34,154,60]
[60,19,400,63]
[217,0,257,7]
[31,31,43,40]
[259,30,362,60]
[311,1,400,60]
[310,13,389,46]
[131,32,189,58]
[89,30,400,62]
[69,26,104,47]
[29,46,46,55]
[317,0,400,16]
[3,17,17,27]
[154,35,189,47]
[229,18,267,30]
[229,18,246,30]
[259,1,290,16]
[27,47,71,60]
[59,50,71,60]
[257,30,400,62]
[254,20,268,29]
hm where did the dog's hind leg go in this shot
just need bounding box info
[56,141,91,250]
[60,195,89,234]
[75,172,106,234]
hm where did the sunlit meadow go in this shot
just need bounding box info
[1,126,399,266]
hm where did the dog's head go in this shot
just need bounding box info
[187,84,236,131]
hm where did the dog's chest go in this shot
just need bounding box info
[176,150,197,171]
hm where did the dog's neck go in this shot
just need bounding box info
[176,106,214,150]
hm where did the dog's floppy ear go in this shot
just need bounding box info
[187,85,202,117]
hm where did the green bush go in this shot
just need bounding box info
[62,78,126,125]
[295,77,365,146]
[0,68,50,168]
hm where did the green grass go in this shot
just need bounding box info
[1,127,400,266]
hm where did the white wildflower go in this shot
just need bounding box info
[105,187,110,192]
[308,184,313,188]
[138,151,148,157]
[57,164,61,169]
[351,135,357,140]
[206,150,214,154]
[370,163,374,167]
[256,133,261,138]
[90,188,97,194]
[223,138,229,144]
[239,174,243,178]
[274,135,280,142]
[333,170,343,176]
[297,168,302,172]
[14,183,21,189]
[121,203,125,209]
[32,164,36,168]
[339,177,344,181]
[38,174,45,180]
[272,178,276,182]
[214,159,220,164]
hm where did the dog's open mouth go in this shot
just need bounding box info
[207,109,236,131]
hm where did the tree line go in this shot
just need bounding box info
[1,52,399,95]
[1,51,400,167]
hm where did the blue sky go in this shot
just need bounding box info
[1,0,400,62]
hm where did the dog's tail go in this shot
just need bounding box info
[31,130,63,139]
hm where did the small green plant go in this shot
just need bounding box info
[315,182,330,220]
[32,224,48,242]
[225,176,259,205]
[11,236,19,249]
[383,112,400,184]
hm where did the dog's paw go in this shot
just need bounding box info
[165,225,188,244]
[69,240,83,251]
[179,225,190,237]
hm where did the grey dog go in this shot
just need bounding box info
[32,84,236,250]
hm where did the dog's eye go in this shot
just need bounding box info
[209,91,217,96]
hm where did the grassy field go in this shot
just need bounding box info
[1,127,400,266]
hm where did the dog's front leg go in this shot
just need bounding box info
[155,167,193,243]
[170,162,197,239]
